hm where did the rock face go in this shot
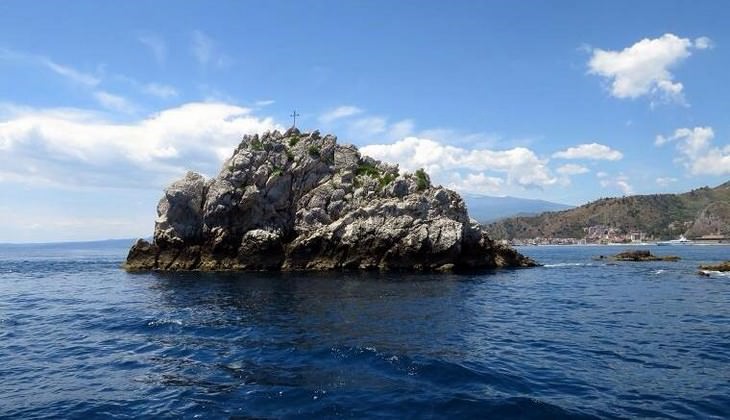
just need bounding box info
[124,129,536,272]
[685,202,730,238]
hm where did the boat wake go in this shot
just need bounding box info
[543,263,592,268]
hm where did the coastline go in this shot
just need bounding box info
[513,242,730,247]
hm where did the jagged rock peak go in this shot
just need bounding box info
[124,129,536,272]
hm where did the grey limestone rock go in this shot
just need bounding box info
[124,130,536,271]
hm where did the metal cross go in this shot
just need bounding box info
[290,110,300,128]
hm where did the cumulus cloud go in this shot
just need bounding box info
[0,102,280,189]
[587,33,710,103]
[360,137,556,191]
[556,163,590,175]
[319,105,363,124]
[656,126,730,175]
[445,172,504,195]
[655,126,714,158]
[552,143,623,161]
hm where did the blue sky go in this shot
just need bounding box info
[1,1,729,242]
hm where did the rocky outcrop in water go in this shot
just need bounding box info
[698,261,730,272]
[595,250,680,262]
[124,129,536,272]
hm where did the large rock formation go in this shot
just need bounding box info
[124,129,536,272]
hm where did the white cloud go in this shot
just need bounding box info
[41,59,101,87]
[0,47,100,87]
[556,163,590,175]
[656,126,713,158]
[553,143,623,161]
[656,126,730,175]
[599,174,634,195]
[191,30,230,68]
[691,146,730,175]
[319,106,363,123]
[656,177,678,186]
[255,99,276,107]
[1,46,181,103]
[694,36,713,50]
[360,137,556,190]
[137,32,167,64]
[587,33,710,103]
[93,91,137,114]
[387,119,415,140]
[0,102,280,189]
[142,83,178,99]
[350,117,388,137]
[446,172,504,195]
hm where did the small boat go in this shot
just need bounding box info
[657,235,693,246]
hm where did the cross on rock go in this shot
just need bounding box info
[290,110,300,128]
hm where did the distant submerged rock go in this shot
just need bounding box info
[124,129,536,272]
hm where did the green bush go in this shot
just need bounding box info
[308,145,321,158]
[250,138,264,151]
[355,162,381,177]
[415,168,429,191]
[379,172,396,189]
[288,136,300,147]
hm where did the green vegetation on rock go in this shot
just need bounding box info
[250,138,264,151]
[355,162,397,190]
[308,145,321,158]
[415,168,430,191]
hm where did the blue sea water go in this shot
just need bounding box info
[1,241,729,419]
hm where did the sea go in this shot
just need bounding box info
[1,240,729,419]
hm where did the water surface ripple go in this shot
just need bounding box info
[1,242,729,418]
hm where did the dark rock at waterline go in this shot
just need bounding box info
[698,261,730,272]
[124,129,536,272]
[594,250,680,262]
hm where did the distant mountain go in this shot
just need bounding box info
[484,181,730,240]
[463,194,573,223]
[0,238,140,248]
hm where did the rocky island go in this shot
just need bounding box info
[125,129,536,272]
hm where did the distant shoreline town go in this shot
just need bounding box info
[502,223,729,246]
[485,182,730,246]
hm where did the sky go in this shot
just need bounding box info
[1,1,729,242]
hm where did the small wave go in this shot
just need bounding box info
[700,270,730,278]
[653,269,666,275]
[543,263,590,268]
[147,318,183,327]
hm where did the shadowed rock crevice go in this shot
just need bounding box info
[125,129,536,271]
